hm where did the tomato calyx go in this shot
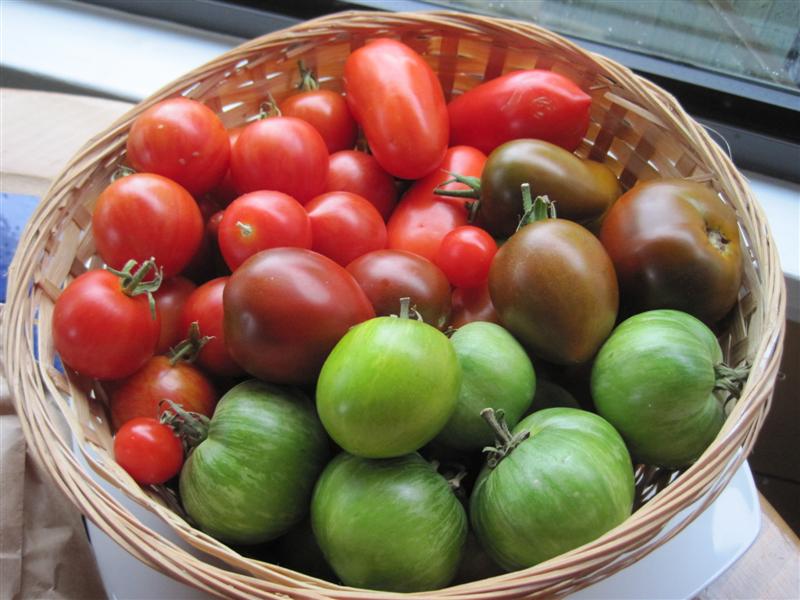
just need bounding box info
[111,165,136,182]
[714,361,750,400]
[168,321,213,366]
[106,257,163,319]
[297,60,320,91]
[159,398,211,454]
[433,171,482,222]
[235,220,253,236]
[431,459,469,501]
[517,183,556,231]
[480,408,531,469]
[392,296,424,322]
[258,94,282,119]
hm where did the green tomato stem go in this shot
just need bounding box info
[297,60,319,91]
[235,220,253,236]
[168,321,213,366]
[258,93,282,119]
[107,257,163,320]
[516,184,556,231]
[480,408,530,469]
[160,398,211,454]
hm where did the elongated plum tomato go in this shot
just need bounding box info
[92,173,204,278]
[126,98,230,196]
[448,69,592,155]
[591,309,733,468]
[599,179,743,324]
[470,408,634,571]
[386,145,486,262]
[316,303,461,458]
[325,150,398,220]
[114,418,184,485]
[52,262,161,380]
[217,191,312,271]
[230,116,328,204]
[282,88,358,154]
[311,452,467,592]
[224,248,375,385]
[344,38,449,179]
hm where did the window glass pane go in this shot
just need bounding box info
[430,0,800,93]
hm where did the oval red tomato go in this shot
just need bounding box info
[126,97,230,196]
[217,191,312,271]
[344,38,449,179]
[325,150,398,220]
[114,418,184,485]
[282,89,358,154]
[305,192,387,266]
[92,173,204,278]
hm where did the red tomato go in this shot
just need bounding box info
[346,249,452,330]
[282,89,358,154]
[212,126,244,205]
[325,150,398,220]
[180,277,243,376]
[52,265,161,380]
[92,173,204,278]
[126,97,230,196]
[386,146,486,262]
[305,192,387,266]
[114,418,184,485]
[448,70,592,155]
[344,38,449,179]
[153,276,196,354]
[109,355,217,430]
[435,226,498,288]
[217,191,312,271]
[230,117,328,204]
[223,248,375,385]
[449,282,500,329]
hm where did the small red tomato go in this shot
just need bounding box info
[52,262,161,380]
[114,418,184,485]
[450,282,500,329]
[325,150,398,220]
[109,355,218,430]
[180,277,243,376]
[153,276,197,354]
[92,173,204,278]
[126,97,230,196]
[435,226,498,288]
[282,89,358,154]
[230,117,329,204]
[217,191,312,271]
[305,192,387,266]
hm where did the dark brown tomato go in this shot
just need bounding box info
[489,219,618,365]
[346,249,452,330]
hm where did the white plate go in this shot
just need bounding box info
[81,453,760,600]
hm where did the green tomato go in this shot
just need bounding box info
[311,452,467,592]
[316,312,461,458]
[179,380,330,544]
[470,408,634,571]
[591,309,727,468]
[435,321,535,451]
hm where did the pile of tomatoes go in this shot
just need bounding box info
[51,37,748,591]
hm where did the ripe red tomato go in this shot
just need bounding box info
[126,97,230,196]
[92,173,204,278]
[114,418,184,485]
[109,355,218,431]
[325,150,398,220]
[282,89,358,154]
[344,38,449,179]
[153,276,196,354]
[223,248,375,385]
[230,117,328,204]
[386,146,486,262]
[346,249,452,330]
[305,192,387,266]
[52,265,161,380]
[212,126,244,205]
[180,277,243,376]
[449,282,500,329]
[217,191,312,271]
[435,226,498,289]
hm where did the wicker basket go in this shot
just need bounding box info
[2,10,787,599]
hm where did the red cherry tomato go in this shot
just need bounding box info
[153,276,196,354]
[282,89,358,154]
[346,249,452,330]
[435,226,498,288]
[92,173,204,278]
[230,117,328,204]
[325,150,398,220]
[114,418,184,485]
[52,264,161,380]
[109,355,218,431]
[449,282,500,329]
[386,146,486,262]
[217,191,312,271]
[344,38,449,179]
[126,97,230,196]
[305,192,387,266]
[180,277,243,376]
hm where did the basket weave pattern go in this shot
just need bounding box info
[2,11,786,599]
